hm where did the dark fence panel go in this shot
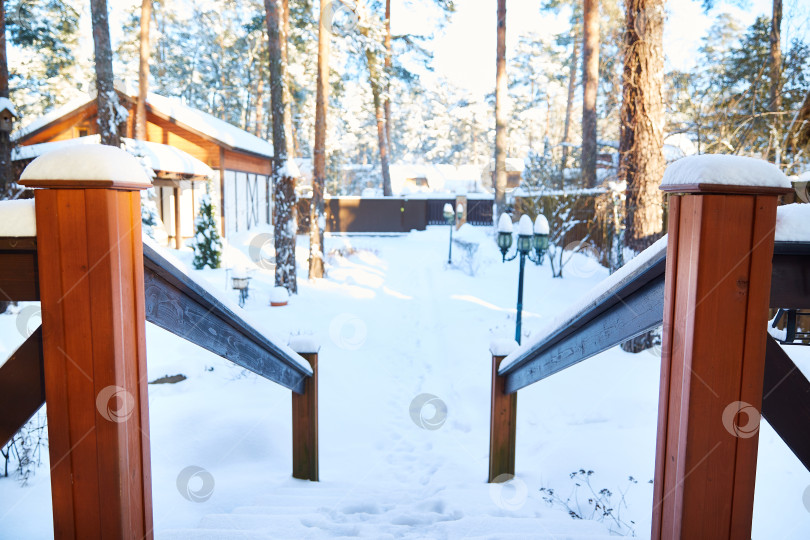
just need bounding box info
[426,198,493,226]
[297,197,431,234]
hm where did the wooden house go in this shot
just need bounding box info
[12,90,274,246]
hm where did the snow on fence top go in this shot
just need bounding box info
[775,203,810,242]
[661,154,791,189]
[0,199,36,236]
[20,145,151,187]
[499,234,669,374]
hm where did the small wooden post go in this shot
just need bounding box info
[455,194,467,229]
[290,338,319,481]
[652,163,791,540]
[20,146,154,540]
[489,340,518,482]
[173,185,182,249]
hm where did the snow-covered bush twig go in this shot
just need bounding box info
[539,469,639,536]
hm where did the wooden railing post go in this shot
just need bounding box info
[652,157,792,540]
[489,340,518,482]
[289,337,319,481]
[20,146,154,540]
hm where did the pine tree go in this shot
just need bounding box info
[190,192,223,270]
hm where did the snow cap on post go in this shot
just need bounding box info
[490,338,519,357]
[289,334,321,354]
[661,154,792,194]
[534,214,549,235]
[20,145,151,190]
[443,203,453,214]
[497,213,513,233]
[518,214,533,236]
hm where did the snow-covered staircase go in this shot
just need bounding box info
[160,482,619,539]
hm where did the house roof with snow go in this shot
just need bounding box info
[13,90,273,160]
[13,135,215,180]
[12,90,273,179]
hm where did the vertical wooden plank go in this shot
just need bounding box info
[292,352,318,481]
[652,187,783,540]
[651,194,680,535]
[489,353,517,482]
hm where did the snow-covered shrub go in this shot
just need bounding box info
[189,190,222,269]
[1,411,48,486]
[141,188,160,239]
[539,470,641,536]
[452,223,488,276]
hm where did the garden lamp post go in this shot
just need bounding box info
[497,214,550,344]
[444,203,462,264]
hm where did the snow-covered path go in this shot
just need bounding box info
[2,226,809,539]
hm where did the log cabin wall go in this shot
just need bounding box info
[14,98,275,243]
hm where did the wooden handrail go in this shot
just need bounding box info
[0,237,312,393]
[0,328,44,447]
[142,242,312,393]
[498,240,810,394]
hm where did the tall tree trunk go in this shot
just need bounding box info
[0,0,12,198]
[493,0,508,225]
[384,0,392,160]
[621,0,665,252]
[254,76,265,137]
[620,0,665,354]
[282,0,296,159]
[560,35,579,185]
[363,36,392,196]
[581,0,599,188]
[769,0,782,165]
[90,0,123,147]
[135,0,152,140]
[265,0,297,293]
[309,0,330,279]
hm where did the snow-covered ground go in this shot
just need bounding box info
[1,226,809,539]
